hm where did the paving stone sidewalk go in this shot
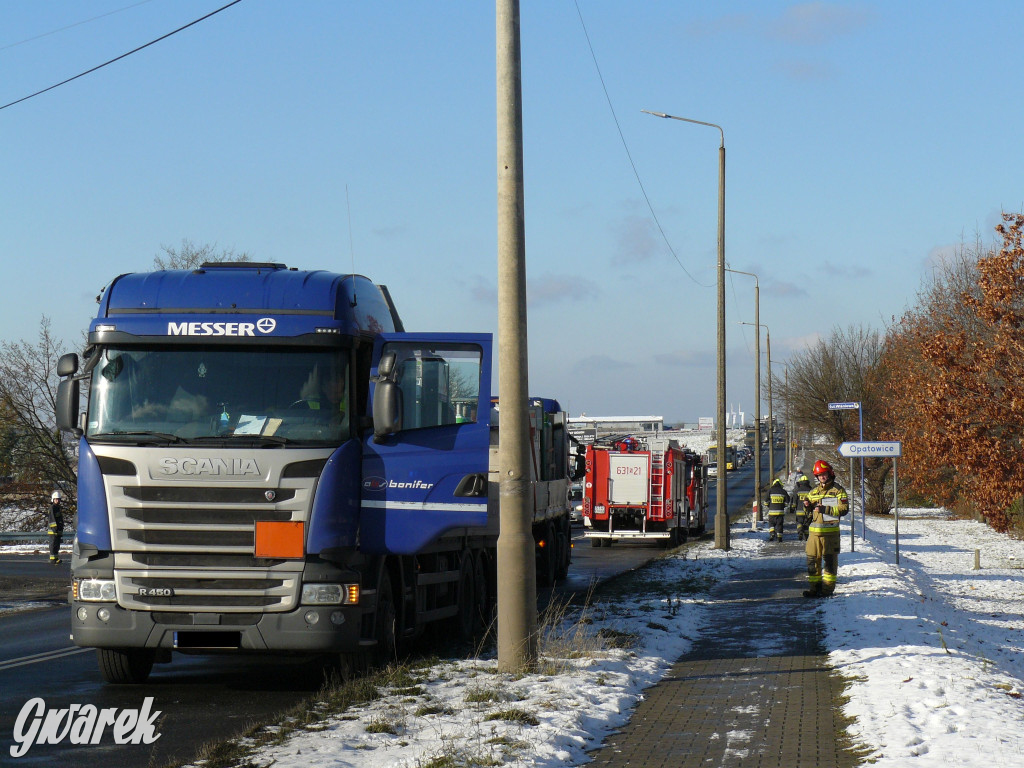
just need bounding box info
[588,529,862,768]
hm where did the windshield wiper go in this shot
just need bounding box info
[90,431,184,444]
[187,434,293,446]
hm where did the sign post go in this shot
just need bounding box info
[828,401,865,540]
[839,441,902,564]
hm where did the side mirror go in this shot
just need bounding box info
[56,378,81,436]
[57,353,79,378]
[372,381,403,442]
[377,351,397,380]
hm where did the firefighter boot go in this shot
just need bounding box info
[50,555,62,565]
[802,585,822,598]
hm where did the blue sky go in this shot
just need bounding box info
[3,1,1021,423]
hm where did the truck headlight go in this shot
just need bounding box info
[77,579,117,602]
[301,583,359,605]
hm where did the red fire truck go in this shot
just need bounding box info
[582,435,708,547]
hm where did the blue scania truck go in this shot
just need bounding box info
[56,262,573,683]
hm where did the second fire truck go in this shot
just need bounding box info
[582,435,708,547]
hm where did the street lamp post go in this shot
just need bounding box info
[726,269,761,525]
[740,322,773,485]
[643,109,728,550]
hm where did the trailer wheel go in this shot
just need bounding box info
[590,536,602,548]
[97,648,155,684]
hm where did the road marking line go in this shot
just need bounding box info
[0,646,90,671]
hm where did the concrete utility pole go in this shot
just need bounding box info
[495,0,536,672]
[641,109,728,550]
[766,329,774,483]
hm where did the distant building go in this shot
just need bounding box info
[567,415,664,444]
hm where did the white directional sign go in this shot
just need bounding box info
[828,401,861,411]
[838,441,902,458]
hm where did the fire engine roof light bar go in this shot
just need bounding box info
[642,108,728,550]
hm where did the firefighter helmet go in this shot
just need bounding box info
[799,475,809,482]
[812,460,834,481]
[51,489,64,502]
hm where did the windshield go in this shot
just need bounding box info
[87,346,350,444]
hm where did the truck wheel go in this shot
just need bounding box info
[590,536,602,548]
[373,570,398,666]
[97,648,155,684]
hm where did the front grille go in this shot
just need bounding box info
[123,487,295,504]
[131,553,288,568]
[126,529,256,547]
[103,455,323,613]
[125,508,295,524]
[116,570,299,611]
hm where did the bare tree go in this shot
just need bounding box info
[0,317,78,514]
[773,325,891,514]
[154,239,250,270]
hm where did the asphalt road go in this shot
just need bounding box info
[0,444,783,767]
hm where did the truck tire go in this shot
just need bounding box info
[97,648,155,684]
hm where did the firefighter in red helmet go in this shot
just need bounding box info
[803,460,848,598]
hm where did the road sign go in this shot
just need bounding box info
[838,441,902,458]
[828,401,861,410]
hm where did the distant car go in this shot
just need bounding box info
[569,482,584,524]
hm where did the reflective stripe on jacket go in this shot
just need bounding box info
[767,482,789,515]
[806,482,848,534]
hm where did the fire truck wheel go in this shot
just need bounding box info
[97,647,155,684]
[590,537,602,548]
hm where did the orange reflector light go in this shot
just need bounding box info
[254,521,304,558]
[346,584,360,604]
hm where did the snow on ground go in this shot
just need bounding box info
[6,474,1024,766]
[190,507,1024,767]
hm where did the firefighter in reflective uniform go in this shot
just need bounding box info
[765,478,789,542]
[803,460,848,598]
[792,474,812,541]
[48,490,66,564]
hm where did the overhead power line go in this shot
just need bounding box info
[573,0,711,288]
[1,0,157,53]
[0,0,245,112]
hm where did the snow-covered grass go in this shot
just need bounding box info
[164,506,1024,768]
[6,471,1023,766]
